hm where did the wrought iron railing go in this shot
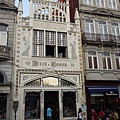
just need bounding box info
[0,45,11,60]
[82,33,120,43]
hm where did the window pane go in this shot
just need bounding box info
[0,32,7,46]
[0,73,4,84]
[102,52,110,56]
[107,58,111,69]
[88,56,92,68]
[25,92,40,119]
[103,57,106,69]
[61,79,75,86]
[85,23,89,33]
[88,51,96,55]
[33,30,44,56]
[43,77,58,86]
[63,92,76,117]
[94,57,98,69]
[108,0,112,8]
[0,25,7,31]
[116,58,120,69]
[24,79,41,86]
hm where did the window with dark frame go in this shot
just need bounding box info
[25,92,40,119]
[46,31,55,57]
[58,32,67,58]
[63,92,76,117]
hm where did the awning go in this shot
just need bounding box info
[88,86,118,93]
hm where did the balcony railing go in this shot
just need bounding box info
[82,33,120,44]
[0,45,11,60]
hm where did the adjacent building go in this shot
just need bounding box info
[0,0,17,119]
[79,0,120,119]
[13,0,86,120]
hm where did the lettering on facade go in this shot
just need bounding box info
[32,61,67,67]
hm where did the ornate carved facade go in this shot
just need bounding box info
[13,0,85,120]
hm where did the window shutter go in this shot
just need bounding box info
[0,32,7,46]
[33,30,44,57]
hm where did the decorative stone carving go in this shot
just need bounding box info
[22,36,30,56]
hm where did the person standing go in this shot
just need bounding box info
[92,109,98,120]
[78,108,83,120]
[47,105,52,120]
[99,109,105,120]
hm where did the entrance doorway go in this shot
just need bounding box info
[44,91,59,120]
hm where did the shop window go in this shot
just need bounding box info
[0,73,4,84]
[88,50,98,69]
[63,92,76,117]
[102,51,112,69]
[0,24,8,46]
[25,92,40,119]
[43,77,58,86]
[0,94,7,119]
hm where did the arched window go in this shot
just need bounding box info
[88,50,98,69]
[0,72,4,84]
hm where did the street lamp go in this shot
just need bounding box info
[13,101,19,120]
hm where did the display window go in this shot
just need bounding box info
[25,92,40,119]
[63,92,76,117]
[0,94,7,119]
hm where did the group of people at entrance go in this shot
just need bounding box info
[92,109,119,120]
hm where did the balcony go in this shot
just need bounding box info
[82,33,120,46]
[0,45,11,60]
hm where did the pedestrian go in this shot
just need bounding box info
[99,109,105,120]
[92,109,98,120]
[47,105,52,120]
[78,108,83,120]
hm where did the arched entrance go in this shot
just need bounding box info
[24,76,77,120]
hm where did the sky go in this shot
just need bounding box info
[15,0,29,17]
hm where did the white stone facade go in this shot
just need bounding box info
[13,0,86,120]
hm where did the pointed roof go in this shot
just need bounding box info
[0,0,17,11]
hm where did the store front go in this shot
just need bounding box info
[20,77,79,120]
[86,84,119,120]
